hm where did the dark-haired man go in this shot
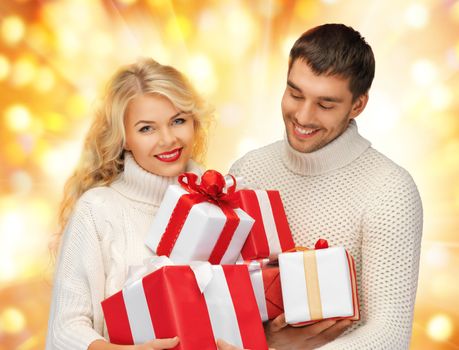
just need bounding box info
[230,24,422,349]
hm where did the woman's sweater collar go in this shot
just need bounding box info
[281,120,371,176]
[110,152,202,205]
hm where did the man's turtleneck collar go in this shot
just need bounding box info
[281,120,371,176]
[110,152,202,205]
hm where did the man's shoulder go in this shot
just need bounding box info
[231,140,283,169]
[362,147,418,188]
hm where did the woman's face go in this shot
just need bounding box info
[124,93,195,177]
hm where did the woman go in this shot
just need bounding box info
[46,58,220,349]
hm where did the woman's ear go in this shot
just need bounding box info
[349,93,369,119]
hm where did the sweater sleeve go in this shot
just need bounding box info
[46,198,107,350]
[318,168,423,349]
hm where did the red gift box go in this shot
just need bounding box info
[237,190,295,260]
[102,263,268,350]
[245,260,284,322]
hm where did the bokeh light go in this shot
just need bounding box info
[0,307,26,334]
[1,16,25,45]
[427,314,454,342]
[0,54,11,81]
[4,105,32,132]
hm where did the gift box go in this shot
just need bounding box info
[102,260,268,350]
[145,170,254,264]
[278,239,360,325]
[236,189,295,260]
[243,260,284,322]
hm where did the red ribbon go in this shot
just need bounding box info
[314,238,329,250]
[156,170,241,264]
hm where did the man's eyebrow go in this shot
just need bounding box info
[287,80,302,92]
[134,112,182,126]
[318,96,343,103]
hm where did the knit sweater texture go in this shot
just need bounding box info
[45,153,201,350]
[229,120,423,349]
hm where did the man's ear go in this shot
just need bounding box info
[349,93,369,119]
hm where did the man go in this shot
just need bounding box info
[230,24,423,349]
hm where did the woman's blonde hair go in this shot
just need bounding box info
[51,58,213,255]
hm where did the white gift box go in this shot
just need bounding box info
[145,185,255,264]
[278,247,359,324]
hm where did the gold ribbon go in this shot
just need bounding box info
[303,251,323,320]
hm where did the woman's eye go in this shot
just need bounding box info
[172,118,186,125]
[139,125,153,133]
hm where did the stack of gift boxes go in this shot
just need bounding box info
[101,170,360,350]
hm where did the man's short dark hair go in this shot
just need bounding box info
[289,23,375,99]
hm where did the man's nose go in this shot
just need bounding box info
[295,102,315,125]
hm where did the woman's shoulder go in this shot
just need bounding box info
[77,186,122,212]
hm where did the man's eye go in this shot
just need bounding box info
[172,118,186,125]
[290,93,303,100]
[318,104,333,110]
[139,125,153,133]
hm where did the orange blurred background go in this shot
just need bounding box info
[0,0,458,349]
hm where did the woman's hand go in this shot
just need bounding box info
[89,337,179,350]
[265,314,352,350]
[135,337,179,350]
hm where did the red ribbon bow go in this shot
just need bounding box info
[156,170,241,264]
[178,170,239,208]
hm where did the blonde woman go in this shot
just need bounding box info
[46,58,219,350]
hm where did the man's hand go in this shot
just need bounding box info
[265,314,352,350]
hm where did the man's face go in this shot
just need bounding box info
[281,59,368,153]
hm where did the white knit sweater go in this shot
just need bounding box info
[46,153,201,350]
[230,120,423,349]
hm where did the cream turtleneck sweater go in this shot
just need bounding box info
[46,153,201,350]
[230,120,423,349]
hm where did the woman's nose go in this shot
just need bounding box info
[158,127,177,147]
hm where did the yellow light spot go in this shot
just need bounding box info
[41,142,82,187]
[224,9,256,58]
[4,104,32,132]
[187,54,217,94]
[57,28,81,56]
[282,36,297,59]
[166,15,192,41]
[429,85,453,111]
[451,1,459,23]
[0,308,26,334]
[89,32,114,57]
[295,1,320,20]
[117,0,138,5]
[34,66,55,93]
[66,94,89,119]
[44,112,65,132]
[1,16,25,45]
[411,59,437,87]
[427,314,453,342]
[4,142,26,166]
[0,54,10,81]
[11,56,37,87]
[405,3,429,28]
